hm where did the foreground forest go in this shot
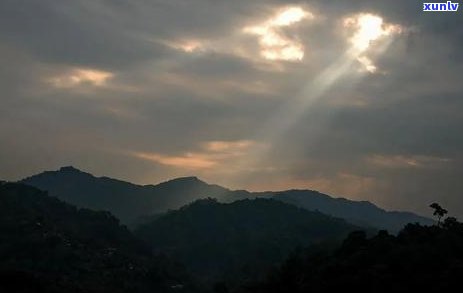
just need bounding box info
[135,198,359,285]
[248,219,463,293]
[1,181,462,293]
[0,182,197,293]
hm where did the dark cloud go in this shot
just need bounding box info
[1,0,462,218]
[0,0,168,69]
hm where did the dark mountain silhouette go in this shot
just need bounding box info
[0,182,197,293]
[21,166,248,224]
[251,219,463,293]
[21,166,432,231]
[135,198,360,285]
[273,190,434,232]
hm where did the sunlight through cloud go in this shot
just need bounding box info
[204,140,255,153]
[228,12,405,185]
[131,140,264,171]
[357,56,377,73]
[164,39,205,53]
[271,7,309,26]
[243,6,313,61]
[48,68,113,88]
[133,152,217,169]
[343,13,403,73]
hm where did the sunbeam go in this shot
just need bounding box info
[226,13,404,187]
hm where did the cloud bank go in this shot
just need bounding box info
[1,0,463,217]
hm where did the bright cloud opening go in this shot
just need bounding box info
[204,140,255,153]
[133,152,217,169]
[357,56,377,73]
[244,6,313,62]
[132,140,264,171]
[271,7,309,26]
[165,39,204,53]
[343,13,403,73]
[48,68,113,88]
[234,12,405,184]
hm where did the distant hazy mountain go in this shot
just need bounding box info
[0,182,196,293]
[273,190,434,232]
[21,166,432,231]
[135,198,359,283]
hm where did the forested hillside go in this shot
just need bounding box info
[135,198,360,285]
[251,218,463,293]
[0,182,196,293]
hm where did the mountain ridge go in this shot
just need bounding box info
[135,197,361,283]
[20,166,432,231]
[20,166,243,224]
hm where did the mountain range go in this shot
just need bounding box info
[20,166,433,232]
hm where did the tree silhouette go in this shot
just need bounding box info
[430,203,448,227]
[443,217,459,229]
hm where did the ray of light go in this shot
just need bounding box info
[257,13,403,141]
[226,13,404,187]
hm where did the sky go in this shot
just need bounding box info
[1,0,462,218]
